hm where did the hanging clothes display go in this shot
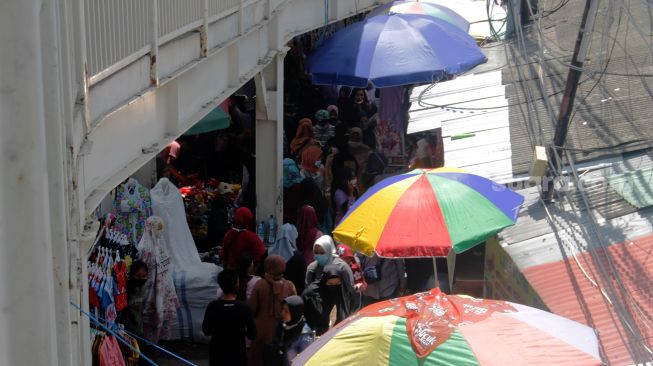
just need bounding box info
[88,214,133,329]
[113,178,152,246]
[150,178,202,269]
[90,329,141,366]
[138,216,180,343]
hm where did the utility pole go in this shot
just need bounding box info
[543,0,599,202]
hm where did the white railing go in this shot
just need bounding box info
[85,0,150,77]
[157,0,203,39]
[209,0,240,17]
[85,0,242,82]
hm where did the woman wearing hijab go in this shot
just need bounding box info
[290,118,316,157]
[248,255,297,366]
[347,127,371,175]
[305,235,353,286]
[298,178,331,235]
[302,263,359,336]
[350,88,376,123]
[296,206,323,265]
[220,207,266,270]
[299,145,324,190]
[268,223,307,295]
[265,295,313,365]
[283,159,303,225]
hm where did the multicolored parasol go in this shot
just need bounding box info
[293,288,602,365]
[332,168,524,257]
[368,1,470,32]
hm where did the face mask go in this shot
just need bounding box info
[315,254,330,266]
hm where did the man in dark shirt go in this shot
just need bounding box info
[202,269,257,366]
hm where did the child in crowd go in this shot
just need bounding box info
[336,244,367,293]
[265,295,314,365]
[202,269,257,366]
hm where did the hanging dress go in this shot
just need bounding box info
[138,216,180,343]
[113,178,152,246]
[150,178,202,269]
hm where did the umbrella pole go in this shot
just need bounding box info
[432,257,439,290]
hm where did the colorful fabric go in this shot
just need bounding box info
[293,288,602,365]
[113,261,128,312]
[98,335,126,366]
[333,168,524,257]
[138,216,180,343]
[113,179,152,246]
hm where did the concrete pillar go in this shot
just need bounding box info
[0,0,61,365]
[255,53,286,232]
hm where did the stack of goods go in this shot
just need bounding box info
[180,179,221,240]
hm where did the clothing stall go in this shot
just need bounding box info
[87,175,222,364]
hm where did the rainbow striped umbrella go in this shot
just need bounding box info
[332,168,524,257]
[293,288,602,365]
[368,1,470,32]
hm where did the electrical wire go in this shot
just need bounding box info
[70,301,159,366]
[505,0,653,360]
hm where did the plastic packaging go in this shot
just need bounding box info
[267,215,276,245]
[257,221,266,241]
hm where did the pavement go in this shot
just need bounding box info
[145,340,209,366]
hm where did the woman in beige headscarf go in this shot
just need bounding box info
[248,255,297,366]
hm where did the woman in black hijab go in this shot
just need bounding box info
[302,263,359,335]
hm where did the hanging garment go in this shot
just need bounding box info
[150,178,202,269]
[138,216,180,343]
[98,335,126,366]
[113,261,128,312]
[113,178,152,246]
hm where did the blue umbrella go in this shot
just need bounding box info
[307,13,486,88]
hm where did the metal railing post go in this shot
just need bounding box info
[201,0,209,57]
[238,0,244,35]
[73,0,91,134]
[149,0,159,86]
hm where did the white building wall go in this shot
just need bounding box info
[0,0,387,365]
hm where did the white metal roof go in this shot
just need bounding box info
[408,71,513,183]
